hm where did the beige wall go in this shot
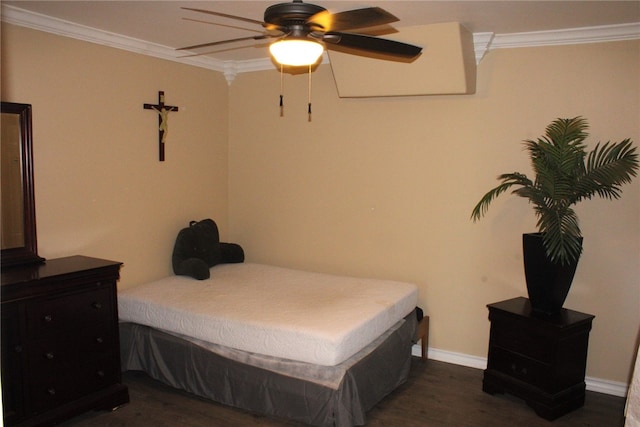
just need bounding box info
[2,22,638,385]
[1,24,230,286]
[228,40,640,384]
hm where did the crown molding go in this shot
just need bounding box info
[1,4,228,73]
[2,4,638,84]
[473,32,495,63]
[491,22,640,49]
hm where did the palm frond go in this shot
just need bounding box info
[545,116,589,148]
[471,116,637,265]
[571,139,638,201]
[535,205,582,264]
[470,173,533,221]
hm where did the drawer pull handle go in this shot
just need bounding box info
[47,387,56,396]
[97,370,105,377]
[14,345,23,353]
[45,352,55,360]
[43,314,53,322]
[510,363,528,376]
[96,337,104,344]
[92,302,103,310]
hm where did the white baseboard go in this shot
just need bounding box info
[411,344,628,397]
[585,376,628,397]
[412,344,488,369]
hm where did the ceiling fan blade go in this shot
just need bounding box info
[308,7,398,32]
[323,32,422,58]
[177,35,273,51]
[181,7,265,27]
[182,17,265,34]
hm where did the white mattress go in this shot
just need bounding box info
[118,263,418,366]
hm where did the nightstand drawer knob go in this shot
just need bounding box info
[97,370,105,377]
[43,314,53,322]
[96,337,104,344]
[47,387,56,396]
[92,302,103,310]
[45,352,55,360]
[14,345,23,353]
[510,363,528,376]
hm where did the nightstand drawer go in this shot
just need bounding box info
[489,346,550,389]
[26,286,113,337]
[491,322,553,363]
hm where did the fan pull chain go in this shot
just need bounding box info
[279,64,284,117]
[307,65,312,122]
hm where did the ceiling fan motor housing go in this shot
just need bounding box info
[264,1,326,27]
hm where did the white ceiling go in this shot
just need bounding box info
[3,0,639,75]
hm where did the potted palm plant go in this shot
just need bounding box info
[471,117,638,315]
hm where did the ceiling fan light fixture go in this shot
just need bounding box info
[269,39,324,66]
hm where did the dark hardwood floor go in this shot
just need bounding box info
[60,358,625,426]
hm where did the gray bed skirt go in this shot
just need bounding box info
[119,311,416,426]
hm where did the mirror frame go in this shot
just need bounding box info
[1,101,44,267]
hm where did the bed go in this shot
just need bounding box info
[118,262,419,426]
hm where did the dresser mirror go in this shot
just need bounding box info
[1,101,44,267]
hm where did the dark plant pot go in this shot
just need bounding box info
[522,233,581,316]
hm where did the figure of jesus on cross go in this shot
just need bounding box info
[144,91,179,161]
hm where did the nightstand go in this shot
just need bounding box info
[482,297,594,420]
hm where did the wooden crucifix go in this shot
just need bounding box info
[144,91,178,161]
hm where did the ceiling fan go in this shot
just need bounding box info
[178,0,423,66]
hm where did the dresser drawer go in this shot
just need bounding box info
[27,354,119,414]
[26,285,114,337]
[27,330,117,378]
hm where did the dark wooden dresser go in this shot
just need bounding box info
[482,297,594,420]
[1,256,129,426]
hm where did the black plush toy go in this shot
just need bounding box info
[172,219,244,280]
